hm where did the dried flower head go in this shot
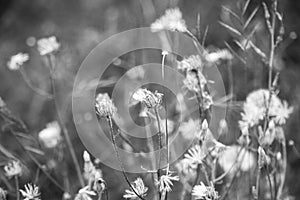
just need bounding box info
[95,93,117,118]
[7,53,29,71]
[74,186,96,200]
[184,145,205,169]
[192,182,219,200]
[239,89,293,130]
[132,88,163,109]
[156,173,179,192]
[151,7,187,32]
[37,36,60,56]
[4,160,22,178]
[0,187,7,200]
[123,177,148,199]
[19,184,41,200]
[38,121,62,148]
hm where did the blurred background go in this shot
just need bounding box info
[0,0,300,199]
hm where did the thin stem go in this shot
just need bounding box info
[255,166,261,200]
[46,55,84,187]
[268,0,277,90]
[154,108,163,199]
[107,117,146,200]
[277,140,287,200]
[19,67,53,99]
[15,176,19,200]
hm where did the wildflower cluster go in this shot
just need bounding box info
[4,160,22,178]
[192,182,218,200]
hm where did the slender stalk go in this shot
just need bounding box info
[268,1,277,90]
[107,117,146,200]
[255,166,261,200]
[46,55,84,187]
[277,140,287,200]
[15,176,19,200]
[154,108,163,199]
[19,67,53,99]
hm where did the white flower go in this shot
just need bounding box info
[192,182,218,200]
[239,89,293,130]
[151,7,187,32]
[74,186,96,200]
[37,36,60,55]
[156,173,179,192]
[132,88,163,109]
[38,121,62,148]
[95,93,117,118]
[177,55,203,72]
[4,160,22,178]
[19,184,40,200]
[7,53,29,71]
[184,145,205,169]
[205,49,233,63]
[0,97,5,108]
[218,145,255,176]
[123,177,148,199]
[0,187,7,200]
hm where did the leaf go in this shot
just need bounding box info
[219,21,242,36]
[224,42,246,64]
[243,6,260,30]
[222,6,241,22]
[24,146,45,156]
[242,0,251,15]
[249,41,267,60]
[0,144,17,159]
[202,25,209,47]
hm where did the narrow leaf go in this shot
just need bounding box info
[24,146,45,156]
[219,21,242,36]
[202,25,209,47]
[243,6,260,30]
[0,144,17,159]
[222,6,241,22]
[224,42,246,64]
[243,0,251,15]
[249,41,267,60]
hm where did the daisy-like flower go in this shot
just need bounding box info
[151,7,187,32]
[239,89,293,130]
[132,88,163,109]
[4,160,22,178]
[177,55,203,72]
[123,177,148,199]
[156,173,179,192]
[7,53,29,71]
[192,182,219,200]
[19,184,41,200]
[37,36,60,56]
[74,186,96,200]
[184,145,205,169]
[38,121,62,148]
[0,187,7,200]
[95,93,117,118]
